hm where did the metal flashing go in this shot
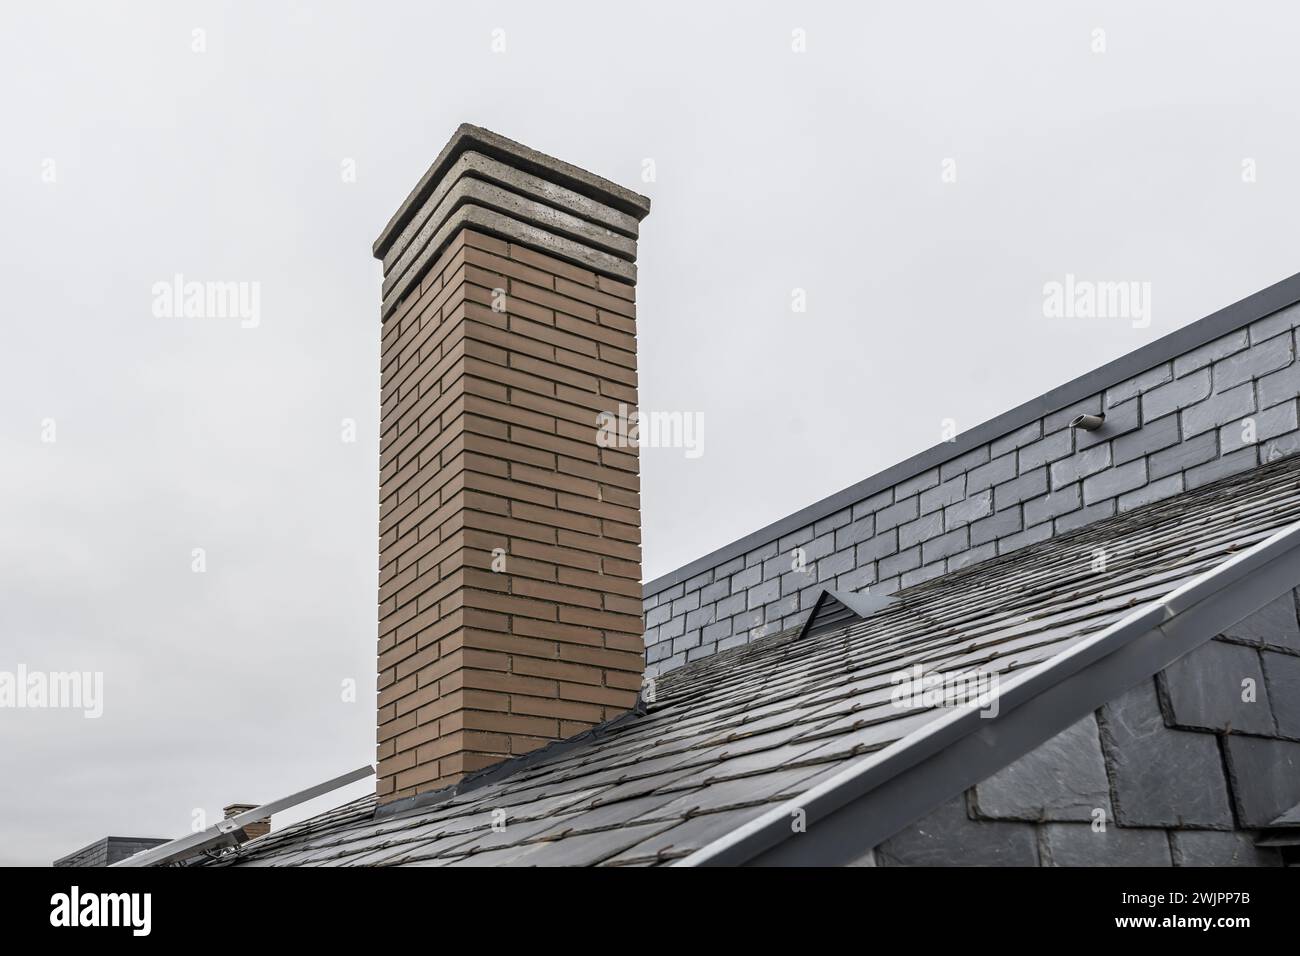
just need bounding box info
[373,699,650,821]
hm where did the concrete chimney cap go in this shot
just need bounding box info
[373,123,652,259]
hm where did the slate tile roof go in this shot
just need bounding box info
[215,454,1300,867]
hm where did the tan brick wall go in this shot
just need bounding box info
[223,804,271,840]
[376,229,644,802]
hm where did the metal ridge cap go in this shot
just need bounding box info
[676,518,1300,866]
[644,269,1300,598]
[374,124,651,258]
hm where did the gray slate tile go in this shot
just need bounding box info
[1040,824,1172,867]
[1158,639,1274,736]
[971,715,1111,823]
[1098,681,1234,829]
[1223,736,1300,828]
[1170,830,1281,867]
[875,795,1039,866]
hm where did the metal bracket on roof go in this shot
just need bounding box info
[112,764,374,867]
[798,589,899,641]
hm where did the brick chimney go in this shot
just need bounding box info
[372,125,651,804]
[222,804,270,840]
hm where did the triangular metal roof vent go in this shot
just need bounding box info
[798,589,899,640]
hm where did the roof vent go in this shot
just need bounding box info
[799,589,899,640]
[1070,413,1105,431]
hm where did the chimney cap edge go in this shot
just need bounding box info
[373,123,651,259]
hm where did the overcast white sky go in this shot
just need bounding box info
[3,1,1299,865]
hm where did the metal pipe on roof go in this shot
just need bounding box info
[113,765,374,867]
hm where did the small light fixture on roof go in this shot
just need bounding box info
[1070,412,1106,431]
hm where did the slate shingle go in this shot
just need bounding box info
[216,455,1300,867]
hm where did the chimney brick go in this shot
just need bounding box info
[372,126,651,804]
[223,804,270,841]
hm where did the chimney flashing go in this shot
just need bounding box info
[373,124,651,260]
[373,696,648,821]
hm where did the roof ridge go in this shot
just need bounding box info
[645,272,1300,597]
